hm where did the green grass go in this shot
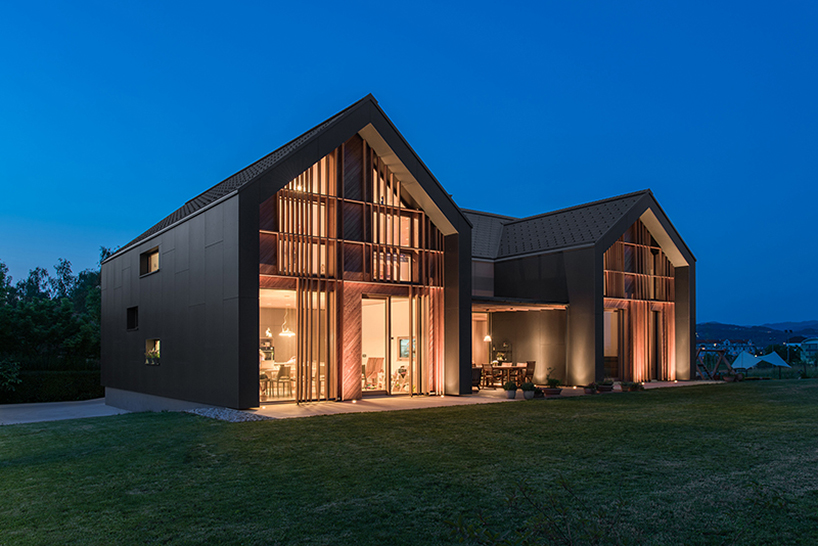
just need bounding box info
[2,381,818,545]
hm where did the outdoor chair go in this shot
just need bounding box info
[482,364,499,388]
[524,361,536,383]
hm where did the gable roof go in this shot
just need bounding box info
[464,190,650,259]
[117,96,369,253]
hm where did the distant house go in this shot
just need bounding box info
[802,338,818,361]
[696,338,756,358]
[785,335,806,348]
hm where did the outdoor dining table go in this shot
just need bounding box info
[491,364,526,385]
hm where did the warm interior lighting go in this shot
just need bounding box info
[279,308,296,337]
[483,334,492,342]
[265,328,272,338]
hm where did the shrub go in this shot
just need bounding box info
[0,370,103,404]
[503,380,518,391]
[521,381,536,392]
[0,358,22,392]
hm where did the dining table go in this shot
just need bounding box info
[491,364,527,386]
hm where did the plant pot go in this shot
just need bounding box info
[597,385,614,393]
[543,388,562,396]
[505,389,517,399]
[583,387,597,394]
[523,390,535,400]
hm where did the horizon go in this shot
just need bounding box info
[2,1,816,325]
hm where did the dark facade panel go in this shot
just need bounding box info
[494,253,569,303]
[562,247,601,386]
[491,310,566,383]
[101,195,242,408]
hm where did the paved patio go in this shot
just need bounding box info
[243,380,713,420]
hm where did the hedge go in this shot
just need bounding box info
[0,370,103,404]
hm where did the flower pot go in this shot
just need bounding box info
[543,388,562,396]
[505,389,517,399]
[523,390,535,400]
[583,387,597,395]
[597,384,614,393]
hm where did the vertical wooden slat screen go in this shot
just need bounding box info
[603,218,677,381]
[259,136,447,403]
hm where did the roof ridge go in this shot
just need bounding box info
[461,208,518,221]
[183,94,373,207]
[502,189,651,226]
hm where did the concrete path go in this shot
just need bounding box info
[0,398,129,426]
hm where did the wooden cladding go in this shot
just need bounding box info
[259,136,444,287]
[603,219,675,301]
[605,299,676,382]
[294,279,337,402]
[259,134,449,402]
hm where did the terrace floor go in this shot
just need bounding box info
[245,380,713,420]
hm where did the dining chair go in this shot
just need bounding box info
[524,361,536,383]
[482,364,498,388]
[276,365,292,397]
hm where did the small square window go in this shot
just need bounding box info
[145,339,161,365]
[140,247,160,276]
[126,307,138,330]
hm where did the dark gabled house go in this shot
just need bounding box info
[465,190,696,386]
[101,97,695,411]
[101,95,473,410]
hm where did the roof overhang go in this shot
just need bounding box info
[639,207,689,267]
[472,296,568,312]
[359,123,456,235]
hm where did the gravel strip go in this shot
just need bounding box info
[185,407,274,422]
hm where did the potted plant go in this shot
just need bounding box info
[597,379,614,393]
[502,380,518,399]
[583,382,598,394]
[145,348,160,366]
[620,381,644,392]
[521,381,536,400]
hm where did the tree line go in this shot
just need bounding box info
[0,248,112,397]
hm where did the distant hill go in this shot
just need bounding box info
[761,320,818,332]
[696,321,818,347]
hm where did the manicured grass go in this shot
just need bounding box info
[2,381,818,545]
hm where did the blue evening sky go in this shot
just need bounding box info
[1,1,816,326]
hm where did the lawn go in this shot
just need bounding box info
[1,381,817,545]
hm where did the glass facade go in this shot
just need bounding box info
[258,135,445,403]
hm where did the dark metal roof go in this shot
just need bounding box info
[461,209,518,259]
[118,95,372,253]
[464,190,650,259]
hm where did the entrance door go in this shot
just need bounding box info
[649,310,660,380]
[361,295,418,395]
[362,297,388,392]
[604,309,621,379]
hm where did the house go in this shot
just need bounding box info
[465,191,696,386]
[101,95,696,411]
[101,95,472,411]
[802,338,818,361]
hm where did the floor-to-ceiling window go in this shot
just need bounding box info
[603,219,676,381]
[259,289,297,402]
[258,135,445,403]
